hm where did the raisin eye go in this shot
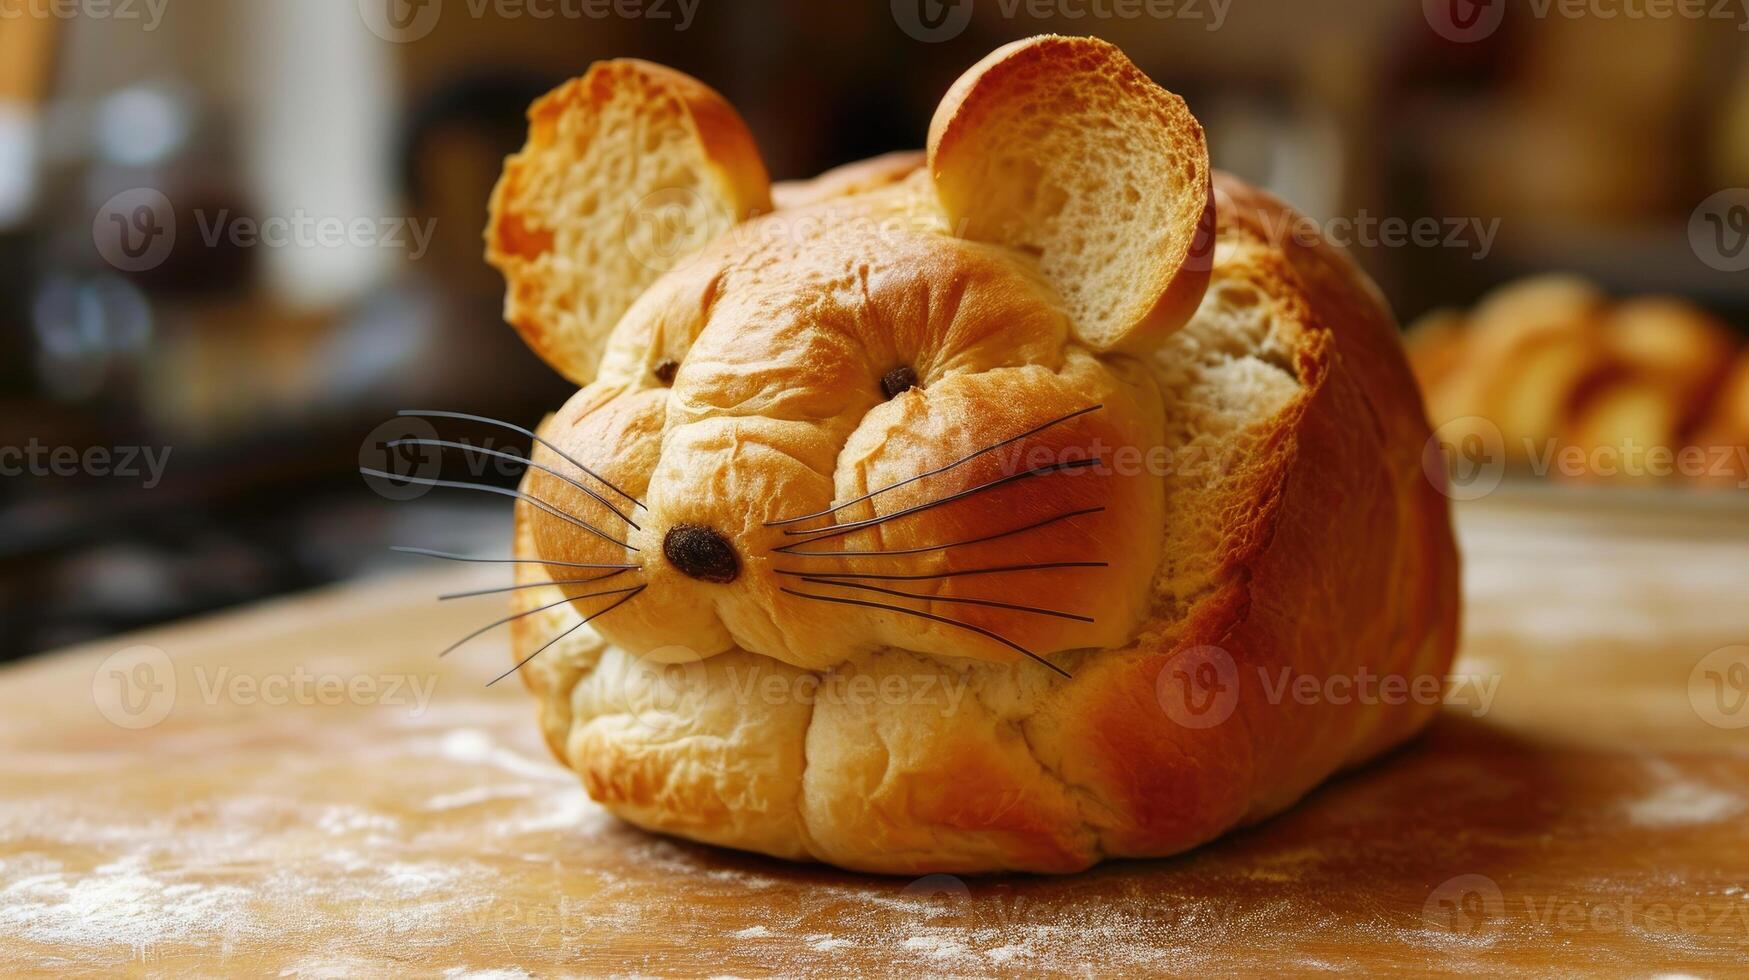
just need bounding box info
[880,365,919,400]
[654,359,680,385]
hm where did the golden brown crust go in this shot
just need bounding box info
[505,163,1458,873]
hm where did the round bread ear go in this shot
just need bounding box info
[927,35,1215,354]
[487,60,771,385]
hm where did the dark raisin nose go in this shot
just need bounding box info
[663,523,739,584]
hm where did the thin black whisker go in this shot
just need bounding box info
[780,588,1071,679]
[778,458,1101,544]
[389,546,637,570]
[764,404,1102,527]
[438,569,632,600]
[796,577,1093,623]
[390,438,639,529]
[359,468,636,551]
[488,586,647,686]
[439,595,568,657]
[399,409,645,510]
[775,507,1104,557]
[443,584,643,658]
[775,561,1106,582]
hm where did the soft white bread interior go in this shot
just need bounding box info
[486,59,772,385]
[927,35,1215,354]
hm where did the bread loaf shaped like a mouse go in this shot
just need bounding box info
[485,36,1459,874]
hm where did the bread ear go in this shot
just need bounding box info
[487,60,772,385]
[927,35,1214,353]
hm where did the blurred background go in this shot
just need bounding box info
[2,0,1747,660]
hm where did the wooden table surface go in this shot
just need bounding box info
[3,488,1748,977]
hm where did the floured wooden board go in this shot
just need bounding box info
[3,489,1748,976]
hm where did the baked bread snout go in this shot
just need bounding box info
[488,36,1459,874]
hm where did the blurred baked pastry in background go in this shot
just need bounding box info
[1408,277,1744,488]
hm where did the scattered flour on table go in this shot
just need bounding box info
[1624,759,1745,827]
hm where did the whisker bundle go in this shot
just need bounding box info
[778,458,1102,545]
[438,569,631,600]
[399,409,645,510]
[774,560,1107,582]
[774,507,1104,557]
[765,404,1103,527]
[440,581,647,658]
[389,438,639,529]
[359,468,635,551]
[389,546,637,570]
[489,585,648,686]
[779,587,1071,678]
[792,576,1092,623]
